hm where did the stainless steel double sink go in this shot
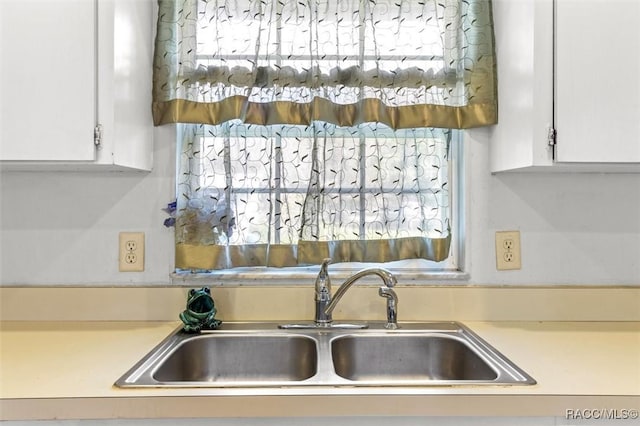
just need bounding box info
[115,322,535,388]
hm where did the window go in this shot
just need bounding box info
[176,121,459,272]
[154,0,497,275]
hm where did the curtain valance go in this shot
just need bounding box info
[153,0,498,130]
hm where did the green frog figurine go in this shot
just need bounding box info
[179,287,222,332]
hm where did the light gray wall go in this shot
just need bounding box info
[1,126,639,286]
[0,125,176,285]
[465,128,640,285]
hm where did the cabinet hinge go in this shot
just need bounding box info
[94,124,103,149]
[547,127,557,146]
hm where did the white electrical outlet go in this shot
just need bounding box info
[119,232,145,272]
[495,230,521,270]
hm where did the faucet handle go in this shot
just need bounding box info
[314,258,332,301]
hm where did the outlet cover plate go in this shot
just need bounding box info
[495,230,521,271]
[119,232,145,272]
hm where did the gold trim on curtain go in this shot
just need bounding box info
[153,97,497,130]
[176,236,451,270]
[298,236,452,264]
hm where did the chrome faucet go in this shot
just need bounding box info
[314,258,399,329]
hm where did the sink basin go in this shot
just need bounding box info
[331,334,498,383]
[115,322,535,388]
[154,335,317,383]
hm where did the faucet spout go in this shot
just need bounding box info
[323,268,397,318]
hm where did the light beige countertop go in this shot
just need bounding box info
[1,320,639,420]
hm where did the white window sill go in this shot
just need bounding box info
[170,267,470,287]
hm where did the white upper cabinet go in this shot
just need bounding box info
[0,0,154,171]
[555,0,640,164]
[490,0,640,172]
[0,0,96,163]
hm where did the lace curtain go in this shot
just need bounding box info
[155,0,497,270]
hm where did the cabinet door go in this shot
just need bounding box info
[0,0,96,161]
[555,0,640,163]
[489,0,554,172]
